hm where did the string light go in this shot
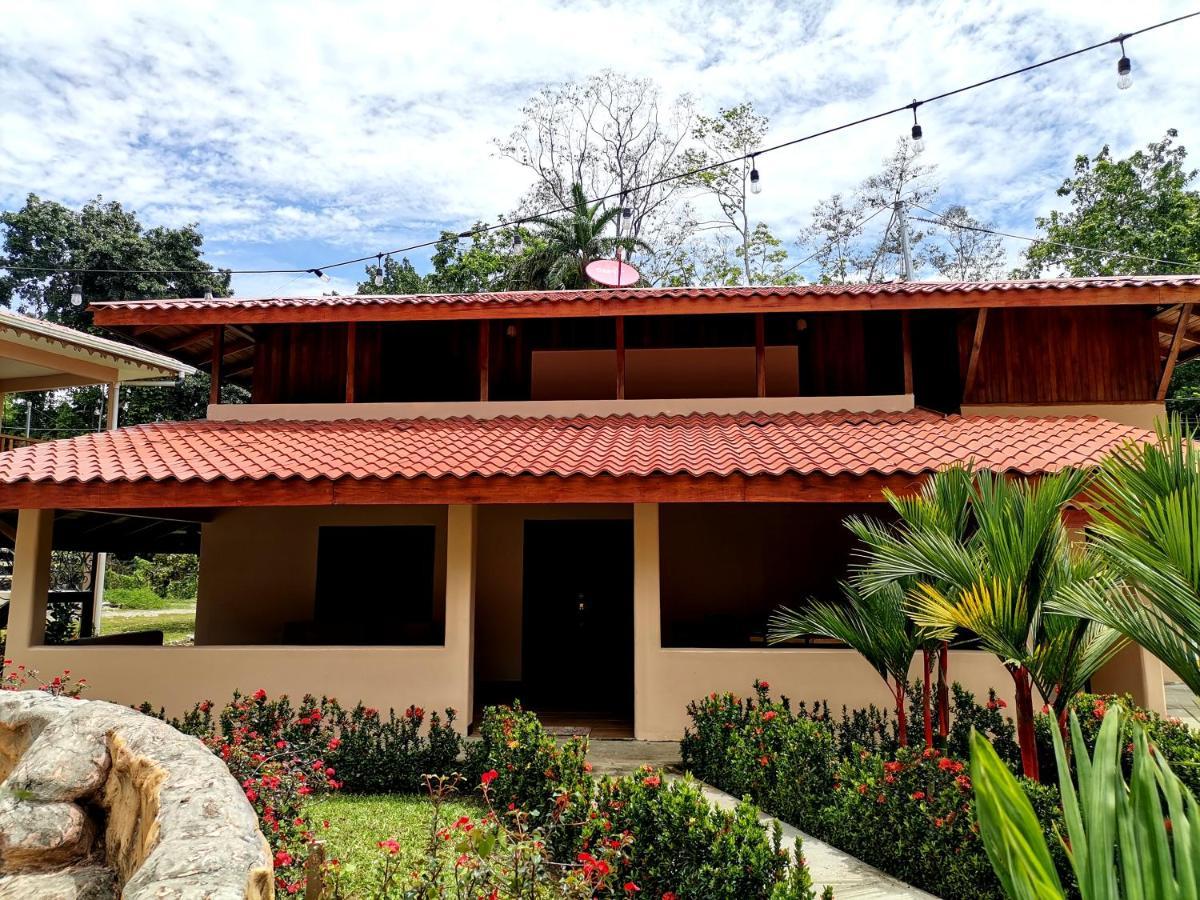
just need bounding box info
[0,13,1192,284]
[373,253,385,286]
[203,289,214,301]
[1116,36,1133,89]
[69,283,83,306]
[750,155,762,194]
[909,102,925,153]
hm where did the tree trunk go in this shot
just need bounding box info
[937,640,950,739]
[922,648,933,749]
[1010,665,1040,781]
[894,679,908,747]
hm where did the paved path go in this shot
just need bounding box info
[1166,681,1200,729]
[585,740,936,899]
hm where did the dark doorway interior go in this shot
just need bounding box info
[520,519,634,719]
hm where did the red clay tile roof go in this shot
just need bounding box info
[90,275,1200,319]
[0,410,1149,487]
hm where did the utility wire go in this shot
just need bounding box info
[780,205,890,277]
[911,203,1200,271]
[1,11,1197,281]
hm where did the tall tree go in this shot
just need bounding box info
[683,103,771,285]
[0,194,230,331]
[0,194,238,433]
[495,71,694,262]
[1020,129,1200,277]
[926,205,1007,281]
[798,193,873,284]
[520,183,647,289]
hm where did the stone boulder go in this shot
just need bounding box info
[0,691,273,899]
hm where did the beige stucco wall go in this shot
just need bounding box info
[961,402,1166,431]
[6,506,479,729]
[475,505,632,684]
[195,505,448,644]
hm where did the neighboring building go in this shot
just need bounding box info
[0,308,194,635]
[0,276,1193,739]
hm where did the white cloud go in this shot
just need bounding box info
[1,0,1197,295]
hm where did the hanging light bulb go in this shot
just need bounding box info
[621,192,633,220]
[203,288,214,301]
[374,254,385,287]
[310,268,331,283]
[1116,37,1133,90]
[909,101,925,153]
[70,283,83,306]
[750,155,762,194]
[511,229,523,252]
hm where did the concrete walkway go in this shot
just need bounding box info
[1166,681,1200,729]
[586,740,937,899]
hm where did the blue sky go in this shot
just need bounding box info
[1,0,1197,296]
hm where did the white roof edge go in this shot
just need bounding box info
[0,307,196,381]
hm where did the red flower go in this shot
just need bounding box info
[378,839,401,855]
[883,761,902,774]
[624,883,640,894]
[938,757,964,773]
[759,755,770,767]
[755,680,769,690]
[481,769,499,786]
[643,775,661,788]
[663,894,677,900]
[955,774,972,791]
[762,710,777,721]
[274,850,293,867]
[253,689,267,701]
[911,791,926,801]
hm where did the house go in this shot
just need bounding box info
[0,276,1193,740]
[0,308,194,635]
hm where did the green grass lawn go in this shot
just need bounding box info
[102,586,195,610]
[306,793,480,889]
[98,611,195,644]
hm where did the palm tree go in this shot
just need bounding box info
[855,468,1126,780]
[1050,418,1200,695]
[520,183,649,289]
[768,582,944,746]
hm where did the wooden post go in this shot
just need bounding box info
[345,323,357,403]
[209,326,224,406]
[478,321,490,401]
[754,313,767,398]
[1158,303,1193,400]
[304,840,326,900]
[901,311,914,396]
[615,317,626,400]
[962,308,988,401]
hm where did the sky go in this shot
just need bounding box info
[1,0,1198,297]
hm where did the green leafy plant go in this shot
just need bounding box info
[971,704,1200,898]
[1051,417,1200,695]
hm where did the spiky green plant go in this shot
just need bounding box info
[520,183,649,288]
[1050,417,1200,695]
[768,582,945,746]
[971,704,1200,898]
[854,467,1126,779]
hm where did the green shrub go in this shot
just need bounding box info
[945,684,1021,770]
[681,681,835,831]
[464,702,592,835]
[1035,691,1200,796]
[103,586,170,609]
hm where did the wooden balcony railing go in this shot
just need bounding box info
[0,433,40,452]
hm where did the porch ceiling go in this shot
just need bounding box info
[0,410,1151,509]
[0,508,205,552]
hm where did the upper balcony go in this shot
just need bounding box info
[88,276,1200,421]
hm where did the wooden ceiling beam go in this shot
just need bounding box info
[1158,303,1194,400]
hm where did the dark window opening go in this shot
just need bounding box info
[311,525,441,645]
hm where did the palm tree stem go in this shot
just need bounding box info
[1010,665,1040,781]
[893,678,909,747]
[922,648,934,749]
[937,640,950,739]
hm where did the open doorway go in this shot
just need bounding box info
[520,519,634,728]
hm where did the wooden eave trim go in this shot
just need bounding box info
[89,285,1200,327]
[0,471,926,509]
